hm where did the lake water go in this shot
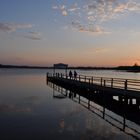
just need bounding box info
[0,68,140,140]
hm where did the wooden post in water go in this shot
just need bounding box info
[88,100,90,109]
[123,116,126,131]
[136,99,140,109]
[79,95,80,103]
[119,96,123,102]
[129,98,133,105]
[103,107,105,119]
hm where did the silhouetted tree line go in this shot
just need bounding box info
[0,63,140,72]
[117,63,140,72]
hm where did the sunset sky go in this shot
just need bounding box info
[0,0,140,67]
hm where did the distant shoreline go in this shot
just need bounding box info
[0,64,140,72]
[0,64,51,69]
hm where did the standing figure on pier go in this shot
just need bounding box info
[74,70,77,80]
[69,70,72,79]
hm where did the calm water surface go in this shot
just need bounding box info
[0,68,140,140]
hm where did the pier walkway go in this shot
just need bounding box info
[46,73,140,105]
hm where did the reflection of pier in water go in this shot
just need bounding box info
[47,80,140,140]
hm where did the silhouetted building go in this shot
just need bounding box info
[53,63,68,75]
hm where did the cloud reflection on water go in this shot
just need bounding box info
[0,104,31,113]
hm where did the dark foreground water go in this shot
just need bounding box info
[0,69,140,140]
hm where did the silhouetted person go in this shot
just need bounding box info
[74,70,77,80]
[69,70,72,79]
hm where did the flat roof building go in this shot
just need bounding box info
[53,63,68,75]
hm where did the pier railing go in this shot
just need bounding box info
[47,73,140,91]
[47,82,140,139]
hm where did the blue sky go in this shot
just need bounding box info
[0,0,140,66]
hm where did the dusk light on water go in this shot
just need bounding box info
[0,0,140,140]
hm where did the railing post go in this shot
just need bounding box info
[104,80,106,87]
[79,75,81,81]
[125,80,128,90]
[46,73,49,83]
[91,77,93,84]
[101,78,103,86]
[85,76,86,82]
[89,78,90,84]
[61,73,63,78]
[46,72,49,78]
[111,78,113,88]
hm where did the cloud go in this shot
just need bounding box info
[114,4,127,13]
[0,104,31,113]
[0,22,32,33]
[53,5,68,16]
[24,31,42,40]
[79,26,105,35]
[113,1,140,14]
[52,6,58,9]
[127,1,140,11]
[0,22,43,41]
[93,48,108,53]
[71,21,108,35]
[62,10,68,16]
[52,0,140,34]
[68,8,79,12]
[68,3,80,12]
[87,47,109,54]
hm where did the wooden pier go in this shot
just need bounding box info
[46,73,140,106]
[47,81,140,139]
